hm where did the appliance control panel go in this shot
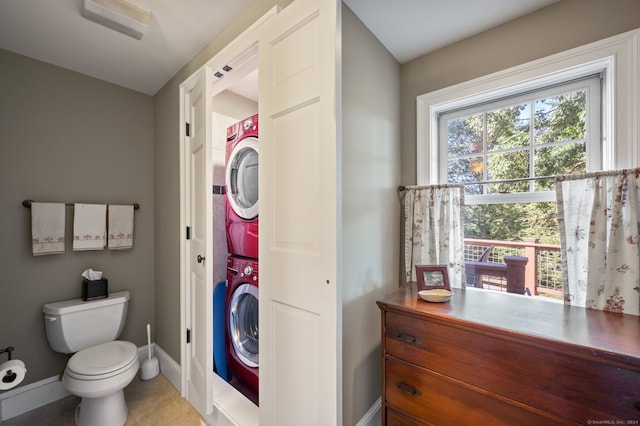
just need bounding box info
[238,260,258,281]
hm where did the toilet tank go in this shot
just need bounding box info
[42,291,130,354]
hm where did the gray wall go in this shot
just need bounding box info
[3,0,637,418]
[0,49,154,386]
[341,4,401,425]
[400,0,640,184]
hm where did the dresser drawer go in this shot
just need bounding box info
[385,357,563,425]
[386,408,429,426]
[385,311,640,423]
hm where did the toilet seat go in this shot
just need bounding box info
[66,341,138,381]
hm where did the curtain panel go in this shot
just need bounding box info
[556,168,640,316]
[402,184,466,288]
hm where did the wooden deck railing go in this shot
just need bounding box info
[465,255,528,294]
[464,238,562,297]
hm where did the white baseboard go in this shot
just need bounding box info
[0,374,71,421]
[1,343,180,422]
[356,397,382,426]
[152,344,181,391]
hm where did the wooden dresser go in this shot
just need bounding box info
[377,284,640,425]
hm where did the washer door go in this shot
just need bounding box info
[226,137,258,220]
[228,283,259,367]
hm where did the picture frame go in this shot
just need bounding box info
[415,265,450,291]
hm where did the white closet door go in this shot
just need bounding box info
[258,0,341,424]
[185,71,213,415]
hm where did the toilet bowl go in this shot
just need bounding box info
[63,341,139,426]
[42,291,139,426]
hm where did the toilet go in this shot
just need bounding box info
[42,291,139,426]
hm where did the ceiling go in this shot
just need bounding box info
[343,0,559,64]
[0,0,255,95]
[0,0,558,96]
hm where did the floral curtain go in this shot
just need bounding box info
[402,184,466,288]
[556,168,640,316]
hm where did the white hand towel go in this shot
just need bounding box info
[108,205,134,250]
[31,202,65,256]
[73,204,106,251]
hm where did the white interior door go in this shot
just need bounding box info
[258,0,341,424]
[184,71,213,415]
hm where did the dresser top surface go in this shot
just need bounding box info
[378,284,640,361]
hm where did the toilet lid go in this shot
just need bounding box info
[66,341,138,380]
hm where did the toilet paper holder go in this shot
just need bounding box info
[1,346,17,383]
[0,346,15,361]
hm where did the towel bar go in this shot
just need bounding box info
[22,200,140,210]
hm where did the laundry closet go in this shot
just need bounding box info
[180,29,263,424]
[180,1,342,424]
[178,1,401,424]
[210,64,259,407]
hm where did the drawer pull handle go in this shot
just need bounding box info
[395,381,421,396]
[396,333,417,344]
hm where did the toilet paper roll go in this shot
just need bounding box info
[0,359,27,390]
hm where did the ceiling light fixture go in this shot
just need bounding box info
[82,0,151,40]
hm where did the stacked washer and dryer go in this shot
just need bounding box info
[224,114,259,405]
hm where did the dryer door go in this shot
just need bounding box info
[226,137,259,220]
[228,283,259,367]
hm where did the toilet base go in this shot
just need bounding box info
[75,390,128,426]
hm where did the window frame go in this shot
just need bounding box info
[438,75,601,205]
[417,29,640,187]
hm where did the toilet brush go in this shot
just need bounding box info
[141,323,159,380]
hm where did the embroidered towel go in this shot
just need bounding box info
[73,204,106,251]
[31,202,65,256]
[108,205,134,250]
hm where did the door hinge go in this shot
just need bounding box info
[186,226,191,240]
[186,328,191,344]
[185,122,190,137]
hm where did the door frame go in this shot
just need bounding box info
[178,6,278,421]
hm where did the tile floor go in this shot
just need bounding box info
[3,373,206,426]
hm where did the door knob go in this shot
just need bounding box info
[197,255,205,263]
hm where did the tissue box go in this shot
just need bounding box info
[82,278,108,301]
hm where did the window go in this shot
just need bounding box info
[439,78,601,295]
[439,76,601,205]
[416,30,640,296]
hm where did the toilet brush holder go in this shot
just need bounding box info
[141,323,159,380]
